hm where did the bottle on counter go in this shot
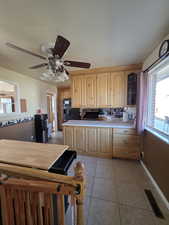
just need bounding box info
[123,107,129,122]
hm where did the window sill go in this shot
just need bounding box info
[145,127,169,145]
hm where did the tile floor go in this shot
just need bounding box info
[67,155,169,225]
[49,132,169,225]
[49,131,64,145]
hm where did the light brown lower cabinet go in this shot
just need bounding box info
[113,128,140,160]
[63,126,74,149]
[63,126,140,159]
[73,127,86,152]
[64,126,113,158]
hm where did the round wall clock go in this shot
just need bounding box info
[159,40,169,58]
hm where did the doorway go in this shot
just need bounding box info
[57,87,71,131]
[46,93,56,133]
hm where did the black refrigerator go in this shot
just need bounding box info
[63,98,81,121]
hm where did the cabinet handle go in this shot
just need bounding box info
[123,130,128,133]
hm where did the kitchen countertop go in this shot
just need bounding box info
[62,119,135,129]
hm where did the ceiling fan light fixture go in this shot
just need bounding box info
[61,70,69,80]
[41,68,69,82]
[42,72,50,78]
[6,35,91,83]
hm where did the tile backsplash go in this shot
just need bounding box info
[80,107,136,120]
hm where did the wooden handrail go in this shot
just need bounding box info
[0,177,77,195]
[0,162,80,186]
[0,161,86,225]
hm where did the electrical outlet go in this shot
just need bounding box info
[140,151,144,159]
[30,136,34,141]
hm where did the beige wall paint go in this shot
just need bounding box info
[143,33,169,70]
[0,66,57,121]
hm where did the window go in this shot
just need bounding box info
[147,58,169,137]
[0,81,17,114]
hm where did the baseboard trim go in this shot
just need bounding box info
[141,160,169,210]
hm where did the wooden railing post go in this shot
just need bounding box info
[74,162,85,225]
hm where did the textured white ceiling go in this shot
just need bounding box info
[0,0,169,86]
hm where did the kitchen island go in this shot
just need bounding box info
[63,120,140,160]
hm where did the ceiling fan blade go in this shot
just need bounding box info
[29,63,48,69]
[6,42,46,60]
[53,36,70,58]
[64,60,91,68]
[65,69,69,75]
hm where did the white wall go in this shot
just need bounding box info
[143,33,169,69]
[0,66,57,121]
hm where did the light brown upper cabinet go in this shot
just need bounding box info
[72,76,83,108]
[82,75,97,108]
[96,73,110,107]
[71,65,141,108]
[110,72,125,107]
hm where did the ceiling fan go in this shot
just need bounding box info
[6,35,91,82]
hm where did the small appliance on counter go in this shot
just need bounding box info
[123,111,129,122]
[112,108,124,118]
[98,108,123,120]
[122,107,136,122]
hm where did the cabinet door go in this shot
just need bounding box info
[83,75,97,107]
[85,127,97,153]
[63,126,74,149]
[110,72,125,107]
[72,76,83,108]
[97,128,113,156]
[127,73,137,105]
[113,133,140,160]
[124,70,139,106]
[73,127,86,152]
[97,73,110,107]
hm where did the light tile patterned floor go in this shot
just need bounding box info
[67,155,169,225]
[50,132,169,225]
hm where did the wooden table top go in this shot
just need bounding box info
[0,140,69,170]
